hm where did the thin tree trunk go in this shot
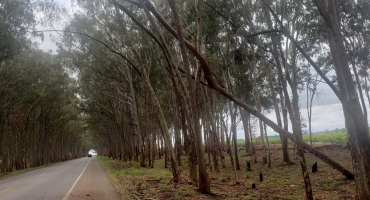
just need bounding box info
[224,117,239,184]
[167,0,210,192]
[249,115,257,163]
[240,108,251,153]
[204,91,219,172]
[243,4,291,165]
[229,103,240,170]
[351,58,368,125]
[126,64,145,167]
[263,4,313,198]
[115,4,180,180]
[259,111,267,165]
[263,122,271,168]
[307,81,316,147]
[173,90,182,166]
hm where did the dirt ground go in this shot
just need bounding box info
[111,144,357,200]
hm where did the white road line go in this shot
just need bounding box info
[62,159,92,200]
[0,186,14,194]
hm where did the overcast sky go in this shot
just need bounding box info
[35,0,73,53]
[233,81,356,139]
[35,0,362,139]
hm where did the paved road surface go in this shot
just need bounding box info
[0,156,119,200]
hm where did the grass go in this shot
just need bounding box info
[321,177,345,190]
[98,132,355,199]
[97,156,174,199]
[97,156,134,199]
[237,131,347,146]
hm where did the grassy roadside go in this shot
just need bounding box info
[237,131,347,146]
[97,156,177,200]
[96,156,130,199]
[96,146,355,199]
[97,156,214,200]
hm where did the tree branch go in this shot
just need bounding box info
[261,1,346,105]
[33,30,141,75]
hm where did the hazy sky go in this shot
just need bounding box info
[35,0,358,138]
[234,82,353,138]
[36,0,73,53]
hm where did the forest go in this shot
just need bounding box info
[1,0,370,199]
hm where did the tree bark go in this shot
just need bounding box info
[240,108,251,152]
[229,103,240,170]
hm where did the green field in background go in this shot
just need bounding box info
[236,131,347,146]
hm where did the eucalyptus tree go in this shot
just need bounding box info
[62,42,136,161]
[60,0,146,163]
[0,0,36,61]
[261,2,314,197]
[0,0,67,61]
[312,1,370,197]
[263,0,370,197]
[341,0,370,125]
[62,0,185,181]
[0,49,84,172]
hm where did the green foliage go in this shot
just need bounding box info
[321,177,345,190]
[0,49,85,172]
[0,0,35,60]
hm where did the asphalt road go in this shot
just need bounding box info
[0,156,120,200]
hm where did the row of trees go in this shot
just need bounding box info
[0,0,88,173]
[49,0,370,199]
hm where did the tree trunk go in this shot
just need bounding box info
[351,58,368,125]
[263,4,313,198]
[126,64,145,167]
[173,95,182,166]
[225,117,238,184]
[116,1,181,182]
[167,0,210,192]
[244,4,291,165]
[312,1,370,197]
[204,91,219,172]
[263,123,271,168]
[279,82,291,164]
[229,103,240,170]
[240,108,251,153]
